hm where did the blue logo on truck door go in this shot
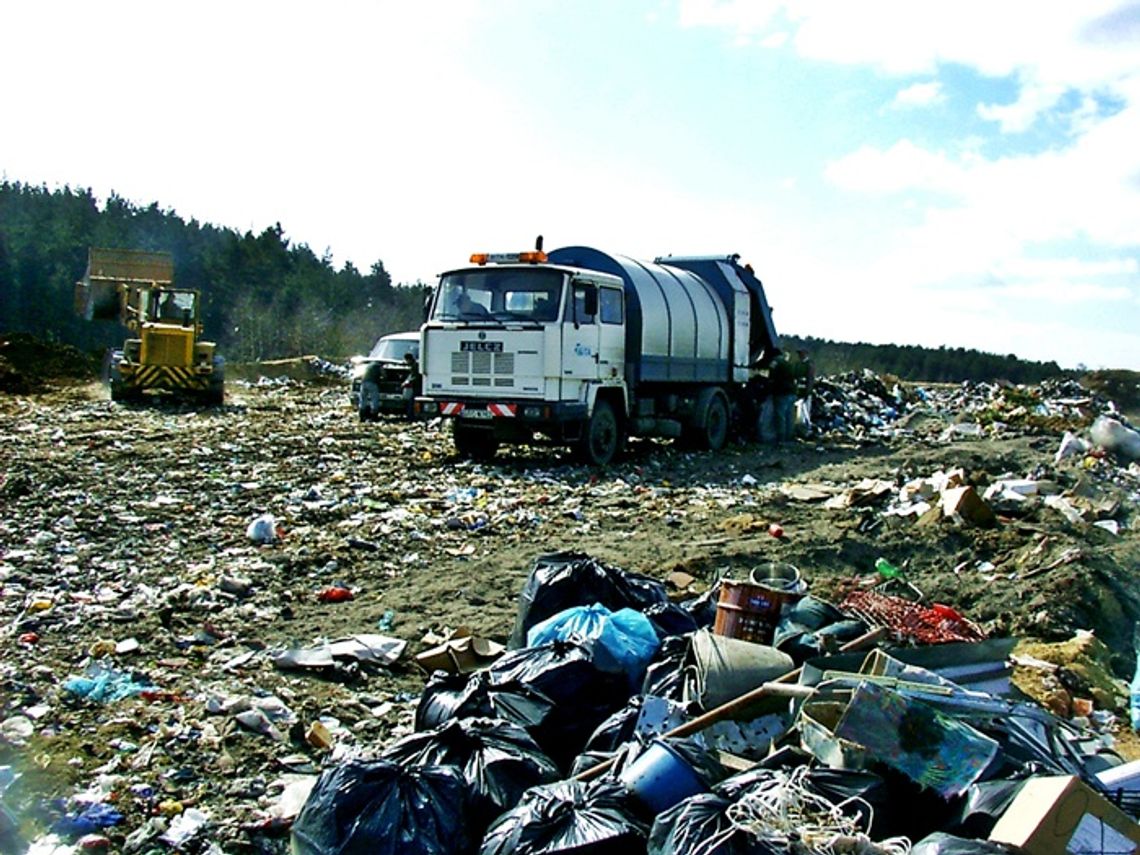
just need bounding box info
[573,343,593,357]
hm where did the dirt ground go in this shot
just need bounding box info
[1,365,1139,852]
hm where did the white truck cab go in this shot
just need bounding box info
[418,249,627,463]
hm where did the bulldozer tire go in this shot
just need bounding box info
[204,358,225,406]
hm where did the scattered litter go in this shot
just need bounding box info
[2,367,1137,853]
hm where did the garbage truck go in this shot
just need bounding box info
[74,247,224,404]
[415,239,781,464]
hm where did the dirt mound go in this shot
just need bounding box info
[0,333,100,392]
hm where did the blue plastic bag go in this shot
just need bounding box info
[526,603,660,688]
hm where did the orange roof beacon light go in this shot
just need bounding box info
[468,250,548,265]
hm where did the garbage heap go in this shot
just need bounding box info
[285,552,1140,855]
[807,372,1122,443]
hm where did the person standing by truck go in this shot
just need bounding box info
[401,351,422,418]
[769,348,813,442]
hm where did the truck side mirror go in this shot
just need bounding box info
[582,286,598,317]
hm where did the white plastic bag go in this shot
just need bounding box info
[794,397,812,433]
[1090,416,1140,460]
[246,513,279,544]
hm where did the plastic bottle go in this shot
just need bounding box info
[874,557,901,579]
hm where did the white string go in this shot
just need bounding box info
[724,766,912,855]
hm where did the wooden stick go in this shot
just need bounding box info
[574,625,887,782]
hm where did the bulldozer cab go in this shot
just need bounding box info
[148,289,198,326]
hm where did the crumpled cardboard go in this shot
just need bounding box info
[416,627,505,674]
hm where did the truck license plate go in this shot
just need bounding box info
[461,408,493,420]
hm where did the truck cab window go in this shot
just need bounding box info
[573,286,596,325]
[599,287,623,324]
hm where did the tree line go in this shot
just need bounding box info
[0,181,429,362]
[780,335,1065,386]
[0,181,1117,390]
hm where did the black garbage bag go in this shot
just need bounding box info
[642,601,700,639]
[570,740,643,780]
[291,757,473,855]
[489,639,633,770]
[416,670,556,734]
[479,779,647,855]
[509,552,670,649]
[802,767,892,836]
[380,717,561,832]
[648,792,779,855]
[911,832,1012,855]
[715,765,895,839]
[947,779,1025,838]
[640,635,690,701]
[582,697,644,755]
[679,581,721,629]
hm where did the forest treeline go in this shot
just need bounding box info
[0,182,1132,400]
[0,181,429,361]
[780,334,1064,385]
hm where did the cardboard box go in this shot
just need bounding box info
[415,629,504,675]
[989,775,1140,855]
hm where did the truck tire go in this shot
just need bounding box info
[693,388,730,451]
[453,422,499,461]
[577,399,622,465]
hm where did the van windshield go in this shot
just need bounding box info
[432,268,564,323]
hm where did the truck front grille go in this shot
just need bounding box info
[449,348,514,388]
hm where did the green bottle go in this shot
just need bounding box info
[875,557,901,579]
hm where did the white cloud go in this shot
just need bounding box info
[987,280,1133,304]
[680,1,1139,128]
[892,82,945,109]
[825,141,970,196]
[977,82,1068,134]
[993,257,1139,278]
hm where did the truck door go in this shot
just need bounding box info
[596,285,625,382]
[560,280,602,398]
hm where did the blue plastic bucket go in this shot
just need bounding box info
[619,739,706,816]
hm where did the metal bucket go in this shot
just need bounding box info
[713,563,806,645]
[749,561,805,596]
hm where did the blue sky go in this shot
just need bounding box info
[3,1,1138,369]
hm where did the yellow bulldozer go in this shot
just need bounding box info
[75,247,224,404]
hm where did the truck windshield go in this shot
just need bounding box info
[432,268,564,323]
